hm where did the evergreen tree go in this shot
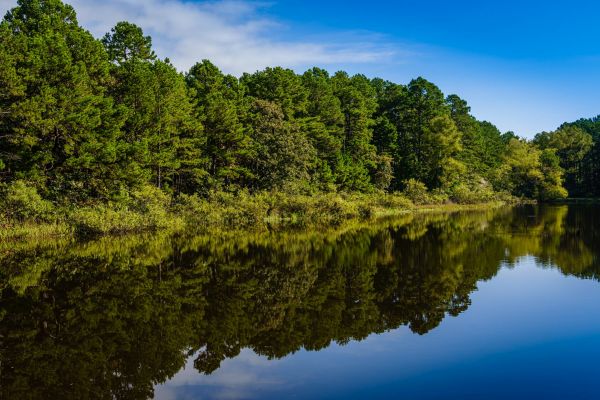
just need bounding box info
[0,0,123,200]
[186,60,248,190]
[534,126,593,196]
[245,100,314,191]
[301,67,344,190]
[331,72,378,191]
[241,67,308,120]
[103,22,202,192]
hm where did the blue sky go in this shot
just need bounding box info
[1,0,599,136]
[264,0,600,137]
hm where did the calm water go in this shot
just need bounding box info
[1,205,600,399]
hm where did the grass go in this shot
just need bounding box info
[0,221,71,241]
[0,187,516,242]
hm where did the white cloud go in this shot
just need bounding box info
[0,0,399,75]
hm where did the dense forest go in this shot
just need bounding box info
[1,0,599,231]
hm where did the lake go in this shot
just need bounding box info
[1,204,599,399]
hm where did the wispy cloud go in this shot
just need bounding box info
[0,0,399,75]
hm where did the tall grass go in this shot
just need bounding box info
[0,180,514,240]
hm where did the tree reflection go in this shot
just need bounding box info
[1,205,598,399]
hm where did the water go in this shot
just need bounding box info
[1,204,599,399]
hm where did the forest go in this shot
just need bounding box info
[1,0,599,234]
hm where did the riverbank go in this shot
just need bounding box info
[0,188,516,242]
[549,198,600,204]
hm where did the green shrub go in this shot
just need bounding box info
[375,193,414,209]
[1,180,54,222]
[308,194,358,224]
[448,176,498,204]
[71,206,145,235]
[402,179,430,205]
[71,186,181,235]
[129,185,172,228]
[358,204,374,219]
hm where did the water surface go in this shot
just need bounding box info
[1,205,599,399]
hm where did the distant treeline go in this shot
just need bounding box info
[534,118,600,197]
[0,0,598,209]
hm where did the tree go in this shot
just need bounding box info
[301,67,344,190]
[0,0,123,200]
[148,59,202,191]
[331,72,378,191]
[539,149,568,200]
[102,21,156,64]
[103,23,202,192]
[534,126,593,196]
[494,138,565,200]
[186,60,248,190]
[446,95,487,174]
[564,116,600,197]
[241,67,308,120]
[244,100,314,191]
[422,114,463,189]
[387,77,448,188]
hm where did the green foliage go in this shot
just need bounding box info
[493,138,567,200]
[102,21,156,63]
[245,100,314,191]
[538,149,568,200]
[186,60,245,190]
[0,0,123,199]
[1,180,54,221]
[71,185,181,235]
[495,139,543,198]
[0,0,579,236]
[447,175,503,204]
[402,179,430,205]
[534,126,593,196]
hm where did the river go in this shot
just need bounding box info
[1,204,599,399]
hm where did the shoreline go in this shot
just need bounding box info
[0,195,516,242]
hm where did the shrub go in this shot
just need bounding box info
[71,206,145,235]
[1,180,54,222]
[129,185,172,228]
[375,193,413,209]
[71,186,181,235]
[402,179,430,205]
[308,194,358,224]
[448,176,498,204]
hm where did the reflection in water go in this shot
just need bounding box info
[0,205,599,399]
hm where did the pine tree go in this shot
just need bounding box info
[186,60,248,190]
[0,0,123,200]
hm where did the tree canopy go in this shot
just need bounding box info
[2,0,596,205]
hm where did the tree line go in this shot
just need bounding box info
[0,0,597,206]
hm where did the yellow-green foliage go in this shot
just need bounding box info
[1,180,54,222]
[175,191,415,231]
[2,185,510,238]
[70,185,183,235]
[402,179,432,205]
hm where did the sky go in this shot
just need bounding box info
[1,0,600,137]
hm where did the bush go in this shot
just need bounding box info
[448,176,499,204]
[71,206,145,235]
[71,185,181,235]
[375,193,413,209]
[402,179,430,205]
[175,191,269,229]
[308,194,358,224]
[1,180,54,222]
[129,185,172,228]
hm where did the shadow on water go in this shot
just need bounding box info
[1,204,599,399]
